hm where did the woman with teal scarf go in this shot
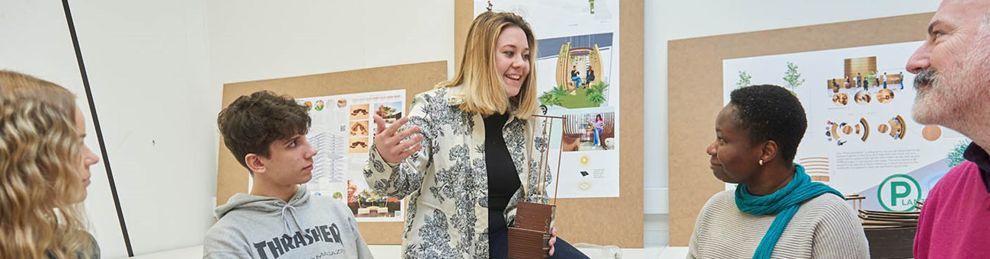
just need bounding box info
[688,85,869,259]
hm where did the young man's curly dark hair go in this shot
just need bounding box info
[217,90,310,172]
[729,84,807,162]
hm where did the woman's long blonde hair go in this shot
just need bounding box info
[441,11,539,119]
[0,71,94,259]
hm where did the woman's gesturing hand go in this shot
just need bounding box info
[373,115,422,164]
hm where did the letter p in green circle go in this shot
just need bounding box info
[889,182,911,206]
[878,174,922,212]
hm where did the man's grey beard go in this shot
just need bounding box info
[914,68,938,91]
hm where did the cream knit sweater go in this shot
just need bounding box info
[687,190,870,259]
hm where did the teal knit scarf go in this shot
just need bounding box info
[735,164,841,259]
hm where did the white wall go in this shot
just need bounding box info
[69,0,215,256]
[0,0,129,257]
[644,0,939,247]
[207,0,455,85]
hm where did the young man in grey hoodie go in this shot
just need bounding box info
[205,90,373,259]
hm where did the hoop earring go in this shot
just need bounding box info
[758,160,764,166]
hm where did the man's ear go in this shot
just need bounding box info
[761,140,779,164]
[245,153,267,175]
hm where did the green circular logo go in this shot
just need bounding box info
[877,174,922,212]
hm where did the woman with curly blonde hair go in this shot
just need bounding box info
[0,70,101,259]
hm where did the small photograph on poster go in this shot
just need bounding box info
[349,104,370,121]
[831,93,850,106]
[536,32,614,111]
[348,184,402,220]
[346,158,402,221]
[314,99,326,111]
[825,117,872,146]
[348,136,369,154]
[877,88,896,104]
[561,112,615,152]
[372,101,403,124]
[853,91,871,104]
[823,57,907,108]
[302,100,315,111]
[348,121,369,137]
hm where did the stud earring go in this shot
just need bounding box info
[758,160,764,166]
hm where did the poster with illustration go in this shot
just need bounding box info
[476,0,620,198]
[296,89,406,221]
[722,41,969,212]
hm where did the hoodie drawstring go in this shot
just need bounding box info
[281,204,304,234]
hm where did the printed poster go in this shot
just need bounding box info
[722,42,969,212]
[296,90,406,221]
[476,0,621,198]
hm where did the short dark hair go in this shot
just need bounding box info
[729,84,807,162]
[217,90,310,171]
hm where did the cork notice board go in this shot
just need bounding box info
[216,61,447,244]
[454,1,646,247]
[667,13,933,246]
